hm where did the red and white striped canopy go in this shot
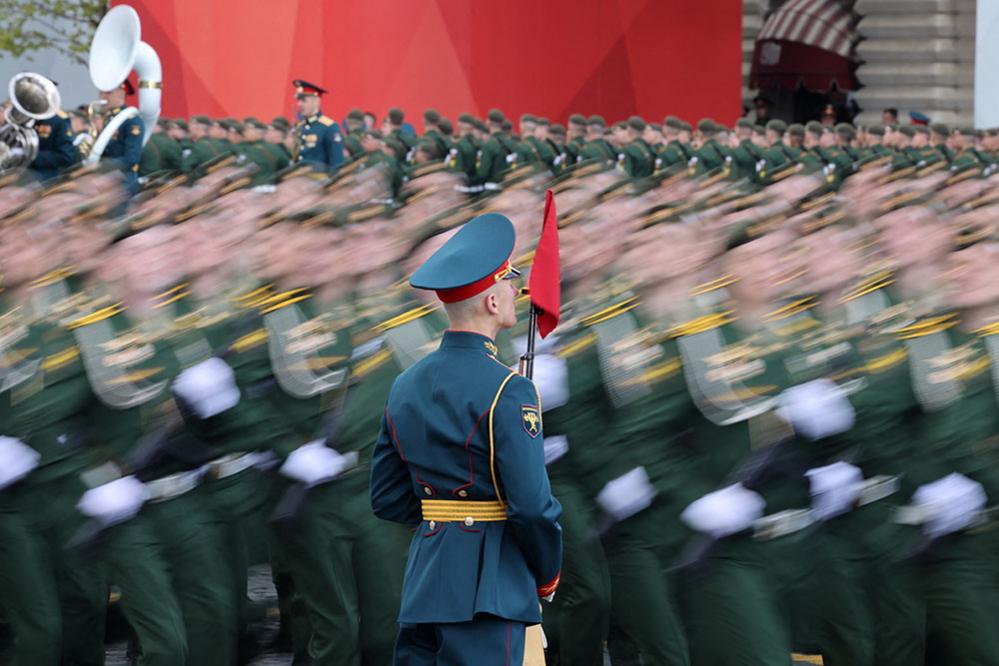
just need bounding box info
[751,0,860,91]
[757,0,856,59]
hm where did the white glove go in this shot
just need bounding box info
[681,483,766,538]
[280,441,357,487]
[532,352,569,411]
[0,436,40,490]
[596,467,656,522]
[912,473,987,538]
[172,357,241,418]
[776,379,855,440]
[806,461,863,520]
[543,435,569,466]
[77,476,148,526]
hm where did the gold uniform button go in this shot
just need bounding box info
[464,516,475,527]
[423,487,433,496]
[428,521,436,530]
[457,489,468,498]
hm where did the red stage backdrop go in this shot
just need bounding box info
[115,0,742,129]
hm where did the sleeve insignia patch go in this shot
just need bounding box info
[521,404,541,438]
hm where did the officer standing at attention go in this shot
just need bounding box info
[371,213,563,665]
[97,79,144,192]
[291,78,344,173]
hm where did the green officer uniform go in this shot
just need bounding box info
[621,117,656,178]
[139,128,183,176]
[0,269,108,666]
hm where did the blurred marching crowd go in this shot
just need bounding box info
[1,98,999,666]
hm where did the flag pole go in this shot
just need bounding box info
[522,303,538,380]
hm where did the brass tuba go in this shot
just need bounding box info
[0,72,61,170]
[84,5,161,165]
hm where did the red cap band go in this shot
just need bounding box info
[435,260,513,303]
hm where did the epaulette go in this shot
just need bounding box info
[258,288,311,314]
[878,190,922,214]
[152,283,190,309]
[408,162,448,179]
[895,314,958,339]
[798,190,835,212]
[230,328,268,353]
[373,304,438,332]
[858,155,891,172]
[580,297,639,327]
[30,266,76,289]
[302,210,336,228]
[556,332,596,359]
[41,346,79,373]
[916,160,949,178]
[668,310,735,337]
[346,204,386,224]
[763,296,817,322]
[841,271,894,303]
[801,207,847,234]
[690,274,737,296]
[67,303,125,329]
[862,347,908,374]
[56,110,69,119]
[318,116,335,127]
[944,166,981,187]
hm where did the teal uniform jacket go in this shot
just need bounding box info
[100,106,144,191]
[29,112,77,181]
[370,330,563,625]
[294,112,345,172]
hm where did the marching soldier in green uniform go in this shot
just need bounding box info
[73,226,241,666]
[261,119,293,173]
[580,115,616,163]
[253,220,358,666]
[182,115,227,175]
[382,107,417,161]
[904,126,945,169]
[0,225,108,666]
[874,206,999,664]
[467,111,510,193]
[566,113,588,165]
[421,109,450,163]
[866,125,892,158]
[949,128,984,173]
[532,223,620,666]
[730,118,765,182]
[342,109,367,158]
[139,121,183,176]
[658,116,694,171]
[693,118,730,174]
[620,116,656,178]
[930,123,954,163]
[455,113,481,182]
[238,119,281,185]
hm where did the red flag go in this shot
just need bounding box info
[529,189,561,338]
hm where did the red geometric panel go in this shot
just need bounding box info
[114,0,741,127]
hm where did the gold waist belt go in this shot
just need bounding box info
[421,499,508,522]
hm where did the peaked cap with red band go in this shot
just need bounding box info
[293,79,327,97]
[409,212,520,303]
